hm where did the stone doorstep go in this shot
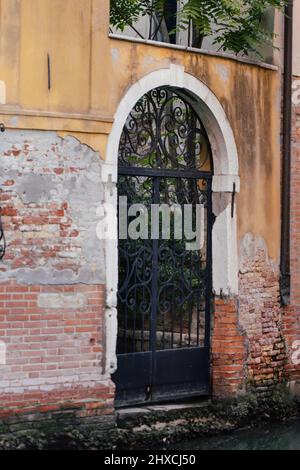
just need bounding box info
[117,399,212,422]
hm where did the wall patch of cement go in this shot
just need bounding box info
[37,293,87,309]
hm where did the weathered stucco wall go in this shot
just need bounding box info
[0,130,105,285]
[0,130,113,419]
[105,39,281,262]
[0,0,113,157]
[0,0,282,263]
[0,0,287,416]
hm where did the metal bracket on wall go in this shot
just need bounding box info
[47,53,51,91]
[0,122,6,261]
[231,182,236,219]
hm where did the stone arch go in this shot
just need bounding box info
[103,64,240,375]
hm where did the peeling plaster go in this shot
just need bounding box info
[38,293,87,309]
[57,131,107,157]
[239,233,279,275]
[0,130,105,285]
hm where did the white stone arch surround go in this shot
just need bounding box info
[103,64,240,375]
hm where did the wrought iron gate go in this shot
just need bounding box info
[113,87,213,406]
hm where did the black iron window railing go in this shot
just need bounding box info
[110,0,199,48]
[110,1,279,63]
[0,123,6,261]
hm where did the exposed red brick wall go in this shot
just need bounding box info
[239,235,285,395]
[283,306,300,383]
[212,298,246,398]
[0,385,114,420]
[1,194,82,273]
[0,131,104,282]
[0,280,113,419]
[290,99,300,307]
[0,125,297,419]
[283,84,300,386]
[0,131,112,421]
[212,235,288,399]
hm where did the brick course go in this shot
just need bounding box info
[0,281,113,419]
[212,235,287,399]
[239,235,285,395]
[283,88,300,388]
[212,297,246,397]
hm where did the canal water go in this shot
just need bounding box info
[175,420,300,450]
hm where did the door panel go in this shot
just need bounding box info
[113,174,212,406]
[115,352,152,406]
[153,348,210,400]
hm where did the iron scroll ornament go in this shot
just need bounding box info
[0,123,6,261]
[118,87,212,171]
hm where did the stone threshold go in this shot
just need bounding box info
[117,399,212,422]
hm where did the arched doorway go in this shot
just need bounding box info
[112,86,213,406]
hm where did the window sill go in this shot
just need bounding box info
[109,33,278,72]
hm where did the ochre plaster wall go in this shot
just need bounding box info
[0,0,281,259]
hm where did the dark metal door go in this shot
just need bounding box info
[112,87,213,406]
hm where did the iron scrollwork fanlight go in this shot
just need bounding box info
[0,122,6,261]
